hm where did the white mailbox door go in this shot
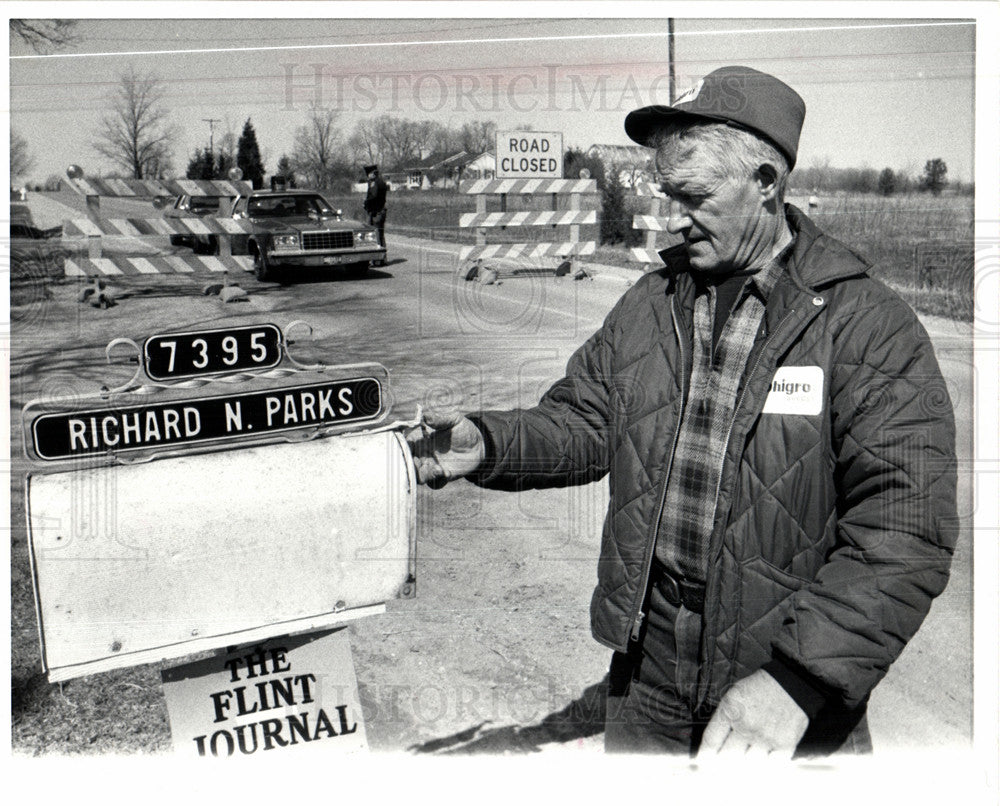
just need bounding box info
[27,430,415,681]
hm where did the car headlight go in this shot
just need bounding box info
[271,234,299,250]
[357,231,379,244]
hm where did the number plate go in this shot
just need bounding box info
[144,324,282,380]
[323,255,346,265]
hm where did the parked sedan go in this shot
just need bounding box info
[164,194,230,254]
[228,190,386,281]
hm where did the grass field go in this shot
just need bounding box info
[324,188,975,321]
[791,193,974,321]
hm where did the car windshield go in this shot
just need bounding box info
[247,194,334,218]
[188,197,223,212]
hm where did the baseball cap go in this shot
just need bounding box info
[625,66,806,168]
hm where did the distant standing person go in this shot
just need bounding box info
[364,164,388,264]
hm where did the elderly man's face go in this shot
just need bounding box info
[656,147,770,274]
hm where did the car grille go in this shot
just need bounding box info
[302,231,353,250]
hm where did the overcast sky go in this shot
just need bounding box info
[8,9,978,184]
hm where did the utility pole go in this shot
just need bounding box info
[668,19,676,103]
[202,118,221,157]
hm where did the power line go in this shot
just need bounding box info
[10,20,975,61]
[67,19,547,45]
[10,48,975,92]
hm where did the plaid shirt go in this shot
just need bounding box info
[654,239,793,583]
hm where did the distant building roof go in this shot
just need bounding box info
[586,144,653,166]
[463,150,495,166]
[403,150,470,172]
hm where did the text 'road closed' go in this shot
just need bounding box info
[495,131,564,178]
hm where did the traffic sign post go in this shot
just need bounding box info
[22,322,417,756]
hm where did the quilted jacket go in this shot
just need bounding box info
[472,204,958,713]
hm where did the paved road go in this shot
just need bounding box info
[10,218,973,754]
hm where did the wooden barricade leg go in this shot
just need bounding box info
[86,195,102,261]
[644,195,659,271]
[566,191,582,274]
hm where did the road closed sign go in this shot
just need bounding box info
[495,131,563,178]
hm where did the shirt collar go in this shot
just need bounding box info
[747,231,795,301]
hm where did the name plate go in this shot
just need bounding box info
[29,377,383,461]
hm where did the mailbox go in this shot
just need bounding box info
[27,428,416,682]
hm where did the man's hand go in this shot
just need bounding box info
[406,408,485,487]
[697,670,809,759]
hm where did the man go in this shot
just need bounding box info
[407,66,957,757]
[364,164,388,263]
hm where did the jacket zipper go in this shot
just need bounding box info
[630,294,688,642]
[697,307,804,702]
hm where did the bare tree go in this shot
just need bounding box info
[348,118,385,168]
[459,120,498,156]
[371,116,425,170]
[291,105,343,188]
[10,19,78,54]
[216,125,238,176]
[431,122,464,155]
[11,129,35,183]
[92,66,177,179]
[411,120,453,158]
[347,117,471,172]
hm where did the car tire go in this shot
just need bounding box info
[254,247,275,281]
[346,262,370,278]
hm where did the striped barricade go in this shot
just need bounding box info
[61,173,255,278]
[459,178,597,196]
[64,217,254,239]
[459,177,598,272]
[65,177,251,198]
[458,210,597,229]
[630,181,667,269]
[459,242,596,262]
[65,254,253,277]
